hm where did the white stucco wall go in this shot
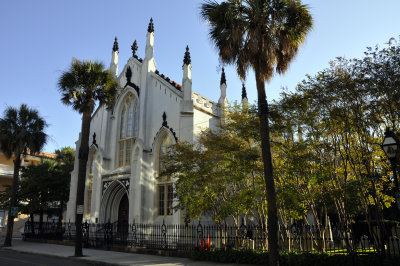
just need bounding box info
[66,28,224,225]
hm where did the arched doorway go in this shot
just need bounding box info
[100,180,129,224]
[117,194,129,238]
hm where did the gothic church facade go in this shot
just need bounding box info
[65,19,228,225]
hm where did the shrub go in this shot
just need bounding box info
[191,249,399,266]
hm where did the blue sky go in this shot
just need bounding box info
[1,0,400,153]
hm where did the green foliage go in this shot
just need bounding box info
[164,36,400,254]
[162,104,266,225]
[19,160,57,215]
[0,104,47,159]
[0,185,12,208]
[0,147,75,218]
[0,104,48,245]
[200,0,313,80]
[269,37,400,252]
[201,2,313,262]
[58,57,119,256]
[58,59,118,113]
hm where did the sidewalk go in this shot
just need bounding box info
[1,238,251,266]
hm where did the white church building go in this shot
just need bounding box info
[65,19,230,226]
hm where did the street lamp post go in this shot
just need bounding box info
[381,128,400,213]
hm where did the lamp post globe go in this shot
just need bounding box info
[382,128,400,162]
[381,127,400,216]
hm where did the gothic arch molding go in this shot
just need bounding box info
[114,86,139,113]
[100,180,129,223]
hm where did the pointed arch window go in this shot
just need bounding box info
[118,94,138,167]
[156,133,173,216]
[85,158,94,218]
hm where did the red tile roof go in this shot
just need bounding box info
[155,70,183,92]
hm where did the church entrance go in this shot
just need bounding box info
[99,179,130,224]
[117,194,129,240]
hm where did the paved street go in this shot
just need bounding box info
[0,249,91,266]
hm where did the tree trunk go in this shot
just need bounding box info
[39,209,44,238]
[4,155,21,247]
[59,200,64,221]
[75,110,92,257]
[255,72,279,266]
[30,213,35,237]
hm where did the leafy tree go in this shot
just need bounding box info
[200,1,312,264]
[164,105,260,218]
[19,160,56,236]
[53,147,75,220]
[271,38,400,252]
[0,147,75,237]
[0,104,47,247]
[360,37,400,129]
[58,59,118,256]
[163,104,267,245]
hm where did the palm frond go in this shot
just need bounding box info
[0,104,47,158]
[58,58,119,114]
[200,0,312,82]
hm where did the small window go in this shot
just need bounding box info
[158,184,173,216]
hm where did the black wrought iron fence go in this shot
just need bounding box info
[23,220,64,240]
[23,220,400,256]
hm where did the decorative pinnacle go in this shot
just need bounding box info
[113,37,119,52]
[147,18,154,33]
[241,83,248,99]
[131,40,138,57]
[183,45,191,66]
[92,133,98,147]
[220,68,227,85]
[126,66,132,83]
[162,112,168,127]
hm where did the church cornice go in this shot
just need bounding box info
[193,105,219,118]
[102,166,131,179]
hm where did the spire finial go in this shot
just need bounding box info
[220,67,226,85]
[131,40,138,57]
[113,37,119,52]
[241,83,247,100]
[183,45,191,66]
[148,18,154,33]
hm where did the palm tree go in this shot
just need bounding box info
[58,59,118,256]
[200,1,312,265]
[0,104,47,246]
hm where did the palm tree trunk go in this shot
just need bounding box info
[4,155,21,247]
[30,213,35,237]
[256,73,279,266]
[75,110,91,257]
[39,208,44,238]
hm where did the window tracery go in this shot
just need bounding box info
[156,132,173,216]
[118,93,138,167]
